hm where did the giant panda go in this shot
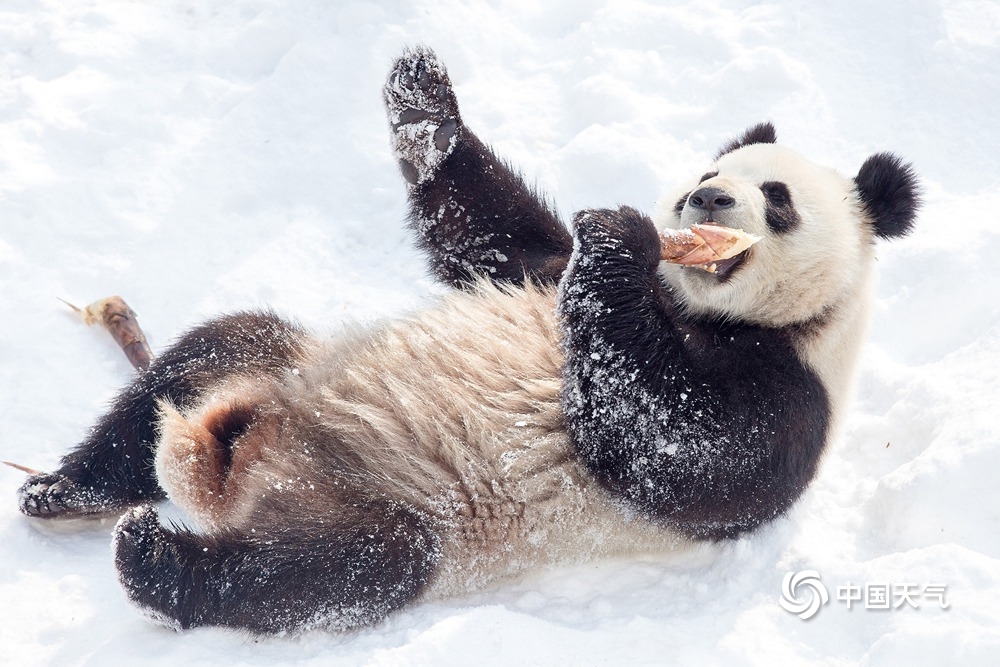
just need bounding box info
[15,47,919,634]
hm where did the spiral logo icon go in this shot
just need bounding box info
[779,570,829,619]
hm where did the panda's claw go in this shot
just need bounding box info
[113,504,166,560]
[385,48,457,111]
[17,472,116,518]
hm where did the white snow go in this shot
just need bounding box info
[2,1,998,665]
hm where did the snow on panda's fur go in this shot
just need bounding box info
[15,47,920,634]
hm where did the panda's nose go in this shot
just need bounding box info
[688,187,736,212]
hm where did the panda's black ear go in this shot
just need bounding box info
[715,122,777,159]
[854,152,921,239]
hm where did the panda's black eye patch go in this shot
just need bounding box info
[760,181,800,233]
[761,181,791,206]
[699,171,718,184]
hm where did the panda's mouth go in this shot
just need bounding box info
[703,251,748,280]
[678,221,753,281]
[679,251,748,281]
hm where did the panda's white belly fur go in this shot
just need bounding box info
[155,280,691,600]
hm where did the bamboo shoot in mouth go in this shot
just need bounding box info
[659,224,761,274]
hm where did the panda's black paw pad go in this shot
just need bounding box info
[17,472,105,518]
[384,47,462,185]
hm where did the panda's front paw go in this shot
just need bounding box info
[17,472,113,518]
[113,505,187,630]
[383,46,462,186]
[571,207,662,268]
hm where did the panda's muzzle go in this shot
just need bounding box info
[664,177,756,278]
[681,187,752,279]
[688,186,736,214]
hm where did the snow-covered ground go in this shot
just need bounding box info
[2,1,998,665]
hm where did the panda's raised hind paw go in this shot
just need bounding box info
[384,46,462,185]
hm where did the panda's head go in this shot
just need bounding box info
[656,123,920,328]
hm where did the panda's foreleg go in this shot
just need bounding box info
[112,502,441,633]
[558,207,829,539]
[557,207,726,531]
[17,311,306,520]
[558,207,675,374]
[384,47,573,288]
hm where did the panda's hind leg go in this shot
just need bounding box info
[384,47,573,288]
[112,500,441,633]
[17,311,306,520]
